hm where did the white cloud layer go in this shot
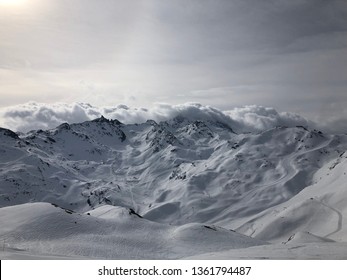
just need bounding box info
[0,102,326,134]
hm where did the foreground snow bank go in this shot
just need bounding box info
[0,203,265,259]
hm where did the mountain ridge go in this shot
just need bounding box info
[1,115,347,259]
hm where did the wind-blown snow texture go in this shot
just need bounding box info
[1,112,347,259]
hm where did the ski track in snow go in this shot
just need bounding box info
[318,199,343,238]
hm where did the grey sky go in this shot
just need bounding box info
[1,0,347,126]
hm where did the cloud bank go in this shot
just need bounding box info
[0,102,323,134]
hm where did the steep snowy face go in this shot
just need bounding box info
[1,117,346,230]
[235,152,347,243]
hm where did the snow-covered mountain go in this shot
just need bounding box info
[1,115,347,259]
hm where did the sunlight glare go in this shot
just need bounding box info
[0,0,27,6]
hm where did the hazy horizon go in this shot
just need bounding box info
[1,0,347,131]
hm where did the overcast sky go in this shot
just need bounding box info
[1,0,347,131]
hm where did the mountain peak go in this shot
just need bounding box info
[92,115,109,123]
[0,127,19,140]
[57,122,71,131]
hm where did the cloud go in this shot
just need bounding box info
[225,105,311,132]
[315,115,347,135]
[0,102,322,134]
[0,102,99,132]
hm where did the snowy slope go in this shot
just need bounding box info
[1,116,347,259]
[235,153,347,243]
[0,202,265,259]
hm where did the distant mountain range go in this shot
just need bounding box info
[1,115,347,259]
